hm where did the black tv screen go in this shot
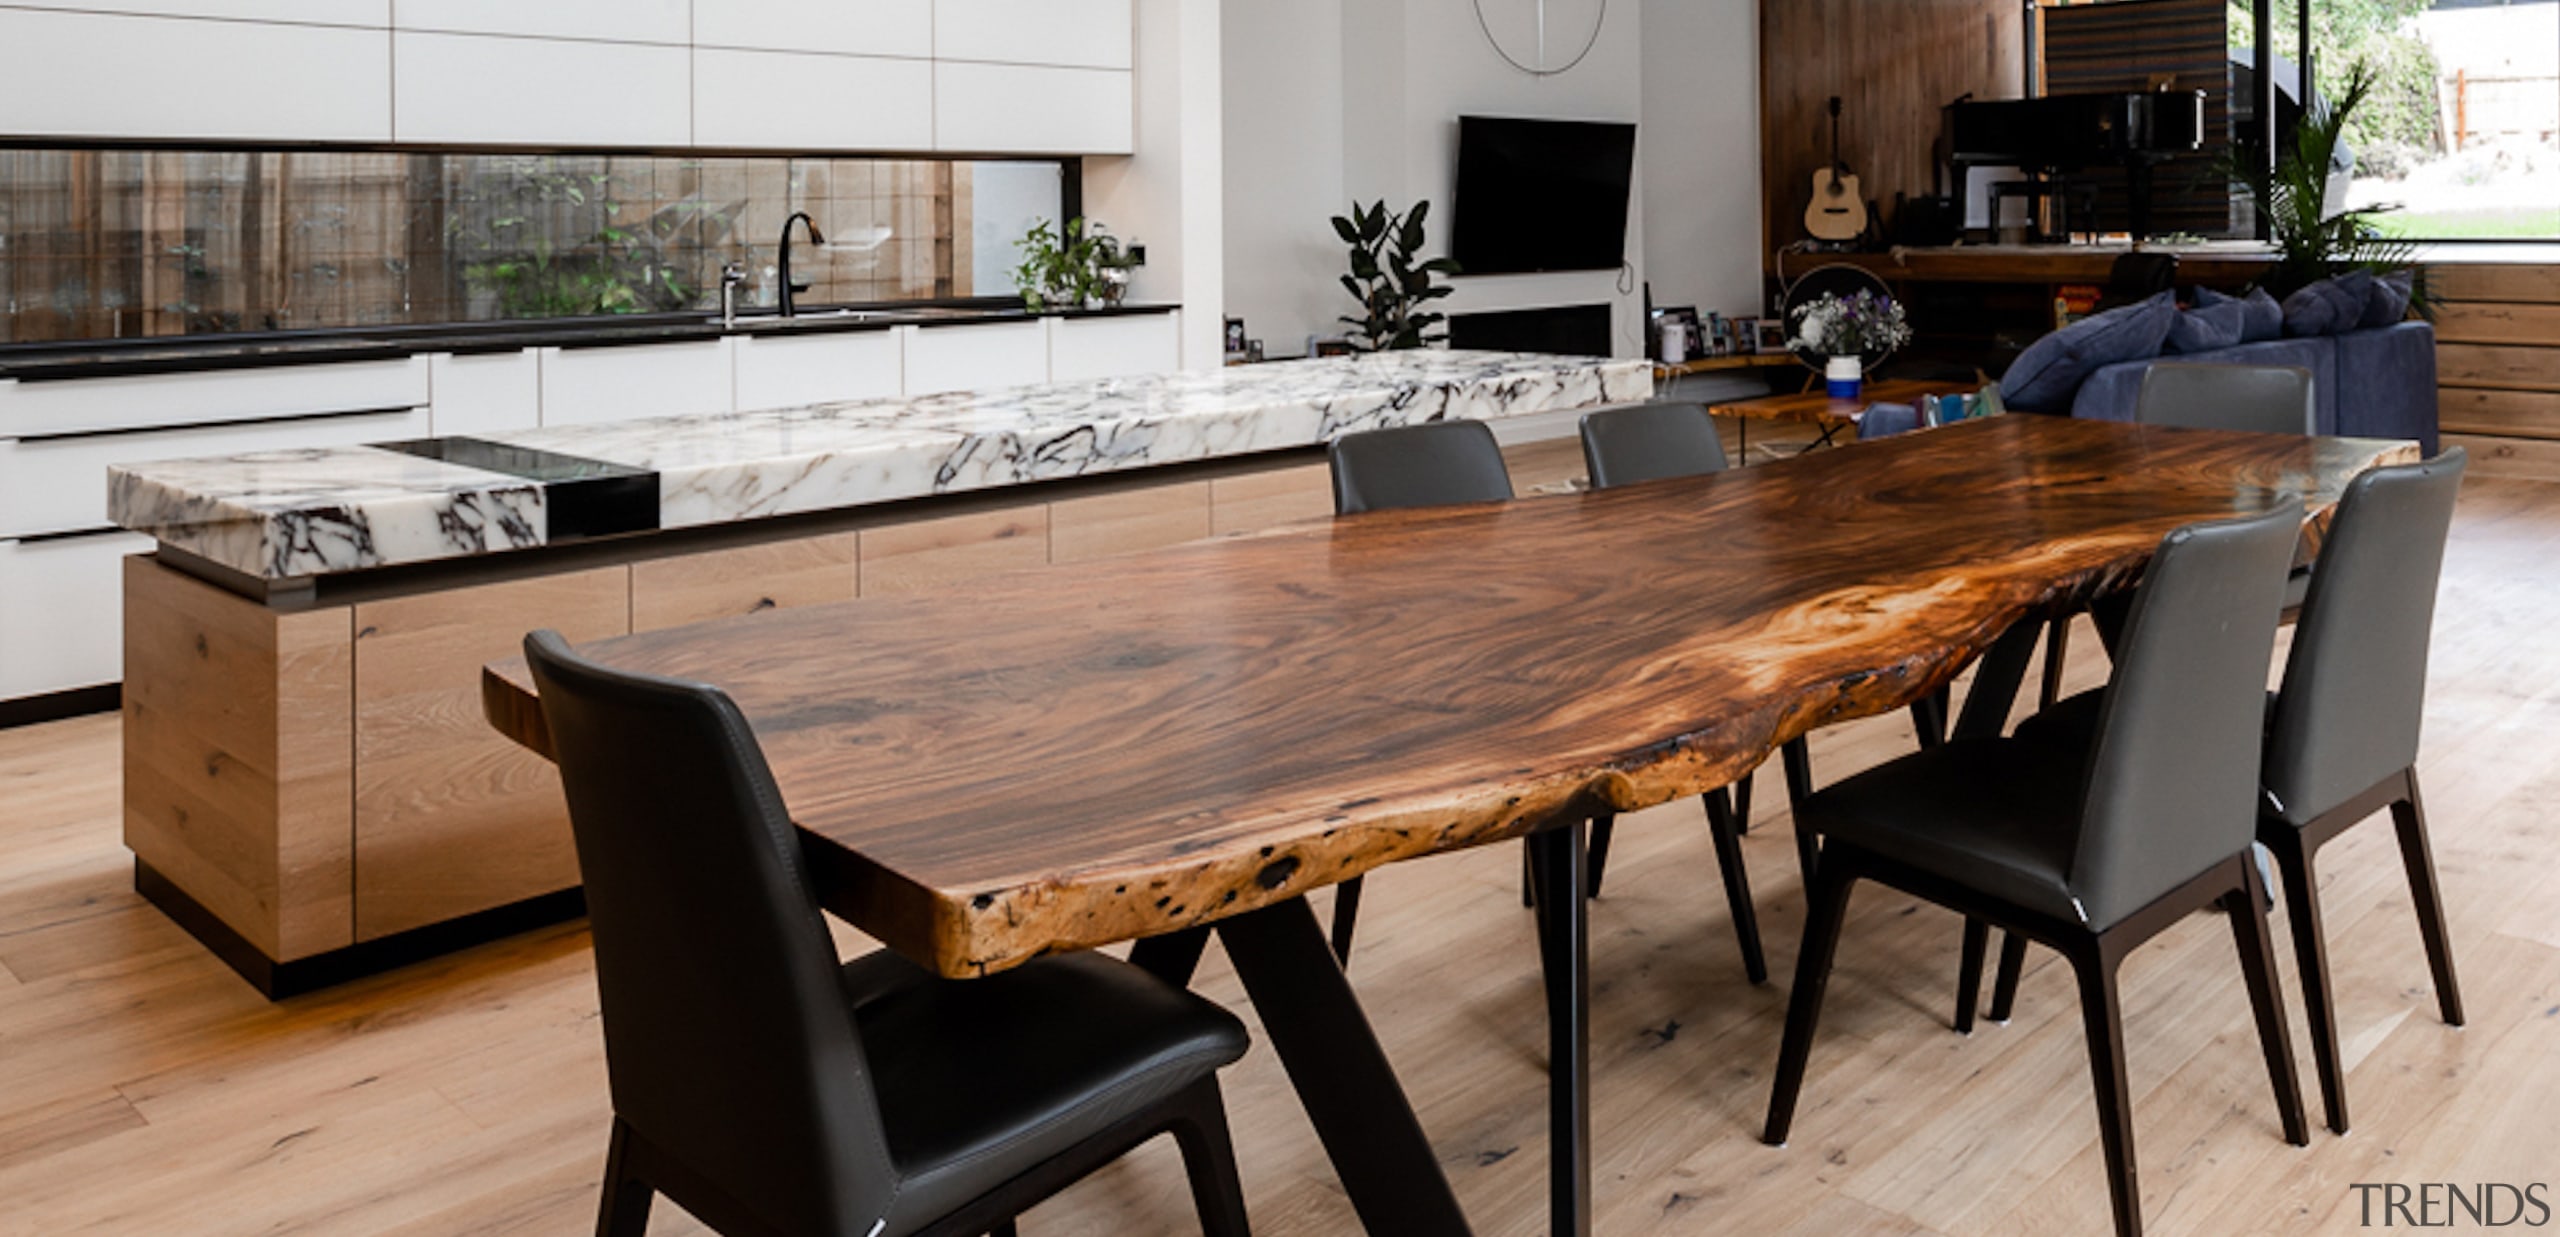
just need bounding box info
[1451,116,1638,276]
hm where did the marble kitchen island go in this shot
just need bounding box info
[107,350,1650,994]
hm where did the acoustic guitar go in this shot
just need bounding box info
[1804,96,1868,243]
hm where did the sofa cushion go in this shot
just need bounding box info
[2239,287,2285,342]
[2284,272,2374,337]
[2166,291,2249,354]
[2070,335,2340,434]
[2332,320,2440,452]
[2002,290,2178,412]
[2360,269,2415,329]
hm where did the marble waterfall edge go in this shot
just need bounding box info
[108,351,1651,580]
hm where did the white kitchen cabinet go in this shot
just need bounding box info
[539,340,735,427]
[1049,313,1180,382]
[394,31,690,147]
[0,358,428,438]
[734,331,905,413]
[901,322,1049,396]
[0,532,156,699]
[934,62,1133,155]
[1,407,427,540]
[0,1,388,25]
[428,352,542,438]
[691,0,932,58]
[0,8,389,142]
[693,49,935,152]
[933,0,1132,69]
[391,0,686,44]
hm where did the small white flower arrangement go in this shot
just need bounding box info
[1789,290,1913,359]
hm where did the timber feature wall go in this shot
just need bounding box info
[2434,264,2560,481]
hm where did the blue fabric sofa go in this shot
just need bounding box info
[2062,321,2439,452]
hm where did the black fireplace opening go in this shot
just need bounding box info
[1448,303,1613,358]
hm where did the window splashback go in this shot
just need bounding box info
[0,150,1068,344]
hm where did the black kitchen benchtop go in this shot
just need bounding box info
[0,302,1178,383]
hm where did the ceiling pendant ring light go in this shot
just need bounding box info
[1471,0,1608,77]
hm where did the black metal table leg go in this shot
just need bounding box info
[1130,925,1211,986]
[1527,821,1593,1237]
[1213,897,1473,1237]
[1953,615,2046,742]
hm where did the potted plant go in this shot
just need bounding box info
[2231,65,2419,301]
[1788,289,1912,400]
[1011,217,1127,311]
[1333,199,1459,352]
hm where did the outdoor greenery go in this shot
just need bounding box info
[2229,66,2419,298]
[2229,0,2442,170]
[1332,199,1457,352]
[447,157,728,319]
[1011,216,1130,311]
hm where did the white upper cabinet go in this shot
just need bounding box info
[391,0,688,44]
[1,1,389,24]
[935,62,1132,155]
[0,9,389,142]
[692,0,932,58]
[934,0,1132,69]
[395,32,691,147]
[693,49,935,152]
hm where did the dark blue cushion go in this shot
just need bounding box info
[2360,269,2415,330]
[2284,272,2374,337]
[2166,293,2249,354]
[2238,287,2285,343]
[2001,290,2178,412]
[1858,402,1924,440]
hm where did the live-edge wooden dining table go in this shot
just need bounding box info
[483,415,2417,1237]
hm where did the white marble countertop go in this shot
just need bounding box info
[110,350,1652,580]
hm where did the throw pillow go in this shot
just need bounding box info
[2360,269,2416,329]
[2166,293,2248,354]
[2238,287,2285,343]
[2001,290,2178,412]
[2284,271,2374,337]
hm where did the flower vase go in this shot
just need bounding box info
[1826,355,1864,401]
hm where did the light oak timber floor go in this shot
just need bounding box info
[2,473,2557,1235]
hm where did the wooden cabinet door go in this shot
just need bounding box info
[352,567,628,940]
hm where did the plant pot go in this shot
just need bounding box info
[1826,355,1864,401]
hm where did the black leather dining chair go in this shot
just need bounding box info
[1764,506,2311,1237]
[523,630,1254,1237]
[1993,449,2470,1136]
[1323,419,1516,964]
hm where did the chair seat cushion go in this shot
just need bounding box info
[1796,739,2087,923]
[846,949,1250,1234]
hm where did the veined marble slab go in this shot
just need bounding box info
[110,350,1650,580]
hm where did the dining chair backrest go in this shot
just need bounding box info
[2067,503,2302,929]
[2135,363,2316,435]
[525,630,897,1237]
[1329,419,1515,515]
[2264,449,2468,823]
[1579,401,1729,488]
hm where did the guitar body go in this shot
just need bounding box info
[1805,169,1868,242]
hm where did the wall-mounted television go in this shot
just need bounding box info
[1450,116,1638,276]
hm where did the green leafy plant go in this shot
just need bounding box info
[446,158,721,319]
[1332,200,1458,352]
[2228,66,2418,300]
[1011,216,1127,311]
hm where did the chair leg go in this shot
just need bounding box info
[1585,814,1615,900]
[2040,614,2071,710]
[1168,1080,1253,1237]
[2392,770,2466,1027]
[1329,876,1364,965]
[1780,738,1819,882]
[1988,930,2029,1023]
[596,1119,654,1237]
[2227,859,2312,1147]
[1763,853,1858,1146]
[1703,788,1768,985]
[2069,941,2144,1237]
[2266,829,2347,1135]
[988,1223,1019,1237]
[1955,917,1989,1034]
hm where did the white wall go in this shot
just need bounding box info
[1221,0,1761,360]
[1086,0,1226,370]
[1639,0,1764,322]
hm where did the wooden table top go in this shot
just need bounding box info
[483,416,2414,978]
[1708,378,1961,426]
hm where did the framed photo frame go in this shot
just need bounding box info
[1756,319,1790,353]
[1729,316,1761,355]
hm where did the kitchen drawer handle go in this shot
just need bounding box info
[12,405,421,445]
[7,526,128,546]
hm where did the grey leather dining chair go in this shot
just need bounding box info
[524,630,1254,1237]
[1765,505,2311,1237]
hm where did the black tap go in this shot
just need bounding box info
[778,211,825,318]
